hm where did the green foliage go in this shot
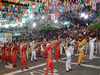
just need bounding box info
[37,26,60,34]
[88,22,100,30]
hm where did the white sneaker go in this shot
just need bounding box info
[89,58,93,60]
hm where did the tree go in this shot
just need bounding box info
[37,26,60,34]
[88,22,100,30]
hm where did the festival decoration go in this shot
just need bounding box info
[54,9,62,18]
[29,2,39,12]
[0,0,99,29]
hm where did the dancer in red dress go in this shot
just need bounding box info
[37,42,42,57]
[1,45,5,63]
[6,44,11,64]
[44,43,47,58]
[56,40,62,61]
[21,43,28,71]
[46,40,57,75]
[12,44,17,67]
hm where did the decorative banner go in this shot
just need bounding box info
[54,9,61,18]
[29,2,39,12]
[31,2,37,10]
[96,0,99,3]
[51,13,55,20]
[92,0,96,11]
[0,13,2,19]
[52,0,57,4]
[0,0,99,28]
[18,17,22,23]
[2,0,30,5]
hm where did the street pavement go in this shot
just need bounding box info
[0,52,100,75]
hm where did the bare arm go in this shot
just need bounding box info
[50,40,58,45]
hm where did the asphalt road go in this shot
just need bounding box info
[0,52,100,75]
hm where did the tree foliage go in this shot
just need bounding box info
[88,22,100,30]
[37,26,60,34]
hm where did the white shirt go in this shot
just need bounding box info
[89,38,96,48]
[30,43,37,51]
[65,46,73,59]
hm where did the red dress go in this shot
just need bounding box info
[6,46,11,64]
[38,43,41,57]
[12,45,17,66]
[46,43,57,75]
[44,43,47,58]
[56,40,62,60]
[21,45,28,69]
[1,46,5,62]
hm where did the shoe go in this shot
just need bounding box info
[10,62,12,63]
[58,60,61,61]
[5,63,8,65]
[66,70,69,72]
[13,65,15,68]
[69,69,73,71]
[34,60,37,61]
[21,69,23,71]
[82,62,84,64]
[31,61,33,62]
[25,68,29,69]
[15,65,17,67]
[78,64,80,65]
[90,58,93,60]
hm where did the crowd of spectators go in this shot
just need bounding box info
[27,26,100,43]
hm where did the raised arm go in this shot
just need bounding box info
[90,38,96,42]
[50,40,58,45]
[50,40,58,50]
